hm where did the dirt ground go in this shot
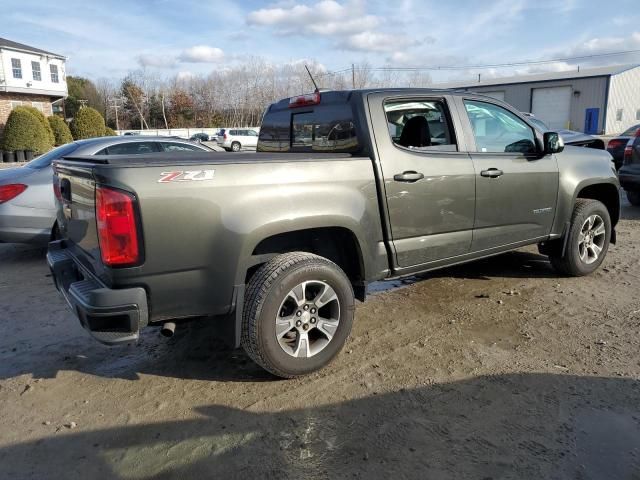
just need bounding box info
[1,198,639,479]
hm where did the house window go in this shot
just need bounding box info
[10,101,22,110]
[31,61,41,81]
[32,102,44,112]
[50,64,59,83]
[11,58,22,79]
[636,109,640,121]
[616,109,623,121]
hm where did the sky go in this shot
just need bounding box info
[2,0,640,83]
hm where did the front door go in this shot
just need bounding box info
[460,99,559,252]
[369,94,476,268]
[584,108,599,135]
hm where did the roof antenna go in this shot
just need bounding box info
[305,64,319,92]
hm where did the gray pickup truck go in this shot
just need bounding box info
[48,89,619,378]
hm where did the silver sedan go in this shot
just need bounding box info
[0,136,213,245]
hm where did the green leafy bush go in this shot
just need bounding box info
[15,106,55,148]
[104,126,117,136]
[48,115,73,145]
[1,108,50,153]
[70,107,106,140]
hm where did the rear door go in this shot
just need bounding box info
[457,98,559,251]
[368,93,476,268]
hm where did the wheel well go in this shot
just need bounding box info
[577,184,620,227]
[250,227,366,300]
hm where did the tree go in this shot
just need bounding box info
[15,106,55,147]
[70,107,106,140]
[1,108,50,153]
[65,76,106,119]
[48,115,73,145]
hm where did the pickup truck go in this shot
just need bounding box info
[48,89,620,378]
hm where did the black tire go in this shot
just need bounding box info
[50,222,60,241]
[231,141,241,152]
[241,252,355,378]
[549,199,611,276]
[626,190,640,206]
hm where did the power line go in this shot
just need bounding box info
[316,48,640,76]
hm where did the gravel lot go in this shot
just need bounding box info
[0,197,639,479]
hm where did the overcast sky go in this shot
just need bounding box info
[3,0,640,82]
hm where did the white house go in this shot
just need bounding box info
[0,37,68,133]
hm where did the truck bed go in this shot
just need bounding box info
[58,151,354,167]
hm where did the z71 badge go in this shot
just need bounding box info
[158,170,215,183]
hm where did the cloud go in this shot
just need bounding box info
[342,32,413,53]
[178,45,224,63]
[137,54,176,68]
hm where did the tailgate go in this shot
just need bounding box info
[53,161,102,273]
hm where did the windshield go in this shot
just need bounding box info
[25,143,81,169]
[621,124,640,136]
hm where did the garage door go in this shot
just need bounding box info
[532,86,571,130]
[479,91,505,101]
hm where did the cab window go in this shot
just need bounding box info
[464,100,536,154]
[384,99,457,152]
[98,142,159,155]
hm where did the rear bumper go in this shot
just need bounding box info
[47,240,148,345]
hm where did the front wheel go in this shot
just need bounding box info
[231,141,241,152]
[626,190,640,206]
[241,252,354,378]
[549,199,611,276]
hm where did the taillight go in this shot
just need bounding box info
[624,145,633,164]
[224,133,227,140]
[607,139,624,149]
[53,180,62,202]
[289,92,321,108]
[635,128,640,138]
[96,185,140,267]
[0,184,27,204]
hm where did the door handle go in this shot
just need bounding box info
[480,168,504,178]
[393,171,425,182]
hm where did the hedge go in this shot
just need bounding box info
[70,107,106,140]
[15,106,55,148]
[104,126,117,136]
[1,108,51,153]
[48,115,73,146]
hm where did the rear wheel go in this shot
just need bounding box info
[626,190,640,206]
[549,199,611,276]
[231,141,241,152]
[242,252,354,378]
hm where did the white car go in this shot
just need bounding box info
[216,128,259,152]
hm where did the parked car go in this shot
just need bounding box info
[189,132,210,142]
[48,88,619,378]
[216,128,259,151]
[522,113,605,151]
[607,124,640,170]
[618,135,640,206]
[0,137,212,245]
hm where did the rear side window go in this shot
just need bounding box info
[230,130,238,136]
[160,142,204,152]
[384,99,457,152]
[290,110,358,152]
[464,100,536,154]
[100,142,160,155]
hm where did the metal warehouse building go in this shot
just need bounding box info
[444,64,640,135]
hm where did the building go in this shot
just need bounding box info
[0,37,67,133]
[443,64,640,135]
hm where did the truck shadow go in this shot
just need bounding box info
[1,373,639,479]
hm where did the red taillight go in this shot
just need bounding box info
[224,133,227,140]
[635,128,640,138]
[96,185,140,267]
[289,92,321,108]
[0,184,27,204]
[624,145,633,163]
[53,181,62,202]
[608,139,625,149]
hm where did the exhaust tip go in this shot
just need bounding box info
[161,322,176,338]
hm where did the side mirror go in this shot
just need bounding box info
[544,132,564,155]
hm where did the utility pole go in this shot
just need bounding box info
[108,97,124,132]
[352,63,355,89]
[78,99,88,108]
